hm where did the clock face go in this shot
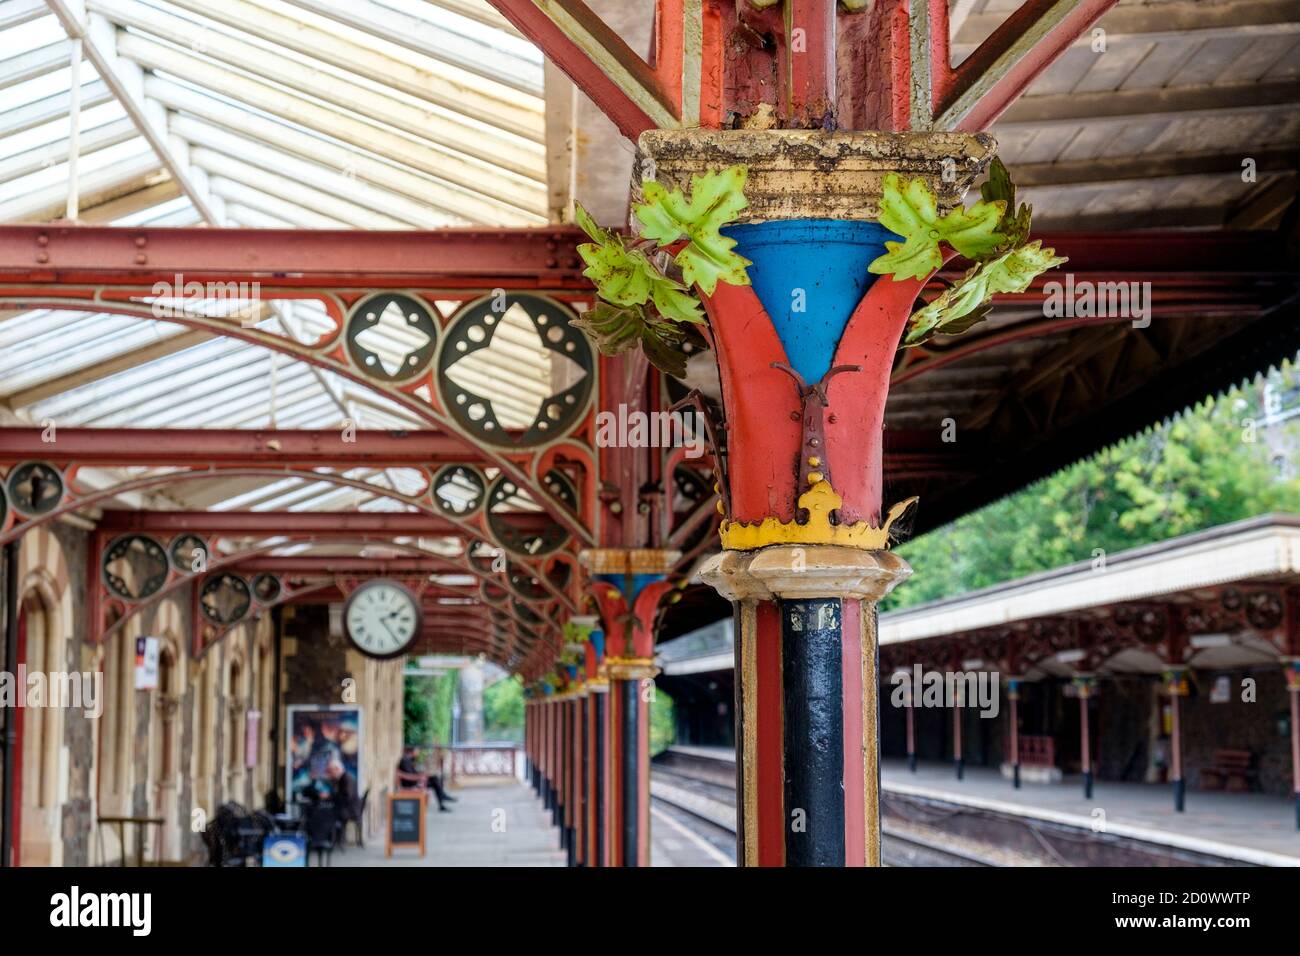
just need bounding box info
[344,581,421,659]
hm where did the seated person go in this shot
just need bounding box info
[325,754,361,825]
[396,746,457,811]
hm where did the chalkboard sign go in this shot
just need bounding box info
[386,791,427,857]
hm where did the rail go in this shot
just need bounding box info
[429,744,521,783]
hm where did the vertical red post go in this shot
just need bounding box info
[952,702,963,780]
[1008,680,1020,789]
[1289,665,1300,829]
[1167,669,1186,813]
[1076,675,1095,800]
[581,549,678,866]
[905,691,916,772]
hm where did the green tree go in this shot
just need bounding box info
[483,675,525,742]
[886,371,1300,611]
[649,684,675,757]
[404,671,459,746]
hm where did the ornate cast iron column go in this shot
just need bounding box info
[1006,677,1022,789]
[1287,660,1300,830]
[658,130,996,867]
[568,615,608,865]
[1074,675,1097,800]
[581,548,680,867]
[1164,667,1189,813]
[898,667,917,773]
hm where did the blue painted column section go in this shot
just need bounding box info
[781,598,846,867]
[723,219,898,384]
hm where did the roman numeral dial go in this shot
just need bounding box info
[343,580,422,660]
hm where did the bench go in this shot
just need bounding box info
[1019,735,1055,768]
[1200,749,1256,792]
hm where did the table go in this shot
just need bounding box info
[96,815,165,866]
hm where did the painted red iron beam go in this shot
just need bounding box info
[941,0,1121,131]
[96,509,553,535]
[485,0,675,140]
[0,428,474,466]
[944,231,1294,277]
[279,586,500,607]
[0,226,1282,288]
[0,224,589,288]
[233,556,475,574]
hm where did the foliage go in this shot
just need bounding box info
[573,158,1059,367]
[403,671,459,747]
[871,158,1065,348]
[634,166,752,294]
[570,303,707,379]
[903,242,1067,346]
[649,684,676,757]
[572,167,751,377]
[884,372,1300,612]
[562,618,593,644]
[575,205,703,323]
[869,173,1006,280]
[483,674,525,743]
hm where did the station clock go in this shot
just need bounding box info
[343,580,422,659]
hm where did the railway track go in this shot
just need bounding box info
[650,752,1000,867]
[879,828,1001,867]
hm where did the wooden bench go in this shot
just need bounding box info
[1019,735,1055,768]
[1200,749,1256,792]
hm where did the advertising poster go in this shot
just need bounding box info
[245,709,261,769]
[134,637,160,690]
[286,705,362,805]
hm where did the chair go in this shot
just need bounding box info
[202,803,251,867]
[1201,749,1256,791]
[303,803,338,866]
[395,769,427,792]
[343,788,370,849]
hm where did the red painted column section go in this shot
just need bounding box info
[573,697,584,865]
[547,701,556,817]
[840,599,866,867]
[607,684,622,866]
[1080,696,1091,777]
[586,693,597,865]
[604,688,616,867]
[906,698,916,764]
[636,682,651,867]
[561,700,572,856]
[9,610,26,867]
[1170,691,1182,790]
[755,601,784,866]
[1290,685,1300,817]
[953,705,963,773]
[1009,692,1019,785]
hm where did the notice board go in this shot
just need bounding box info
[387,790,427,857]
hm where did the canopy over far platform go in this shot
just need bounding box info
[881,512,1300,676]
[666,514,1300,677]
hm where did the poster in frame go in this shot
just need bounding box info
[285,704,363,807]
